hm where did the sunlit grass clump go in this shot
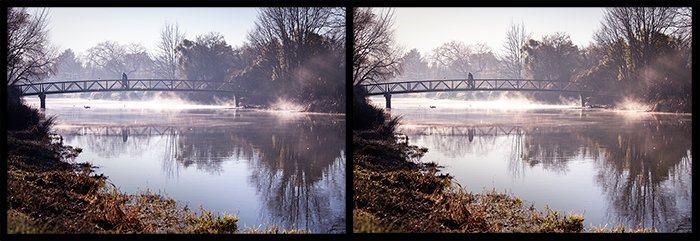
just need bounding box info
[188,209,239,234]
[589,224,656,233]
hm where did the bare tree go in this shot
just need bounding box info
[83,41,124,77]
[470,43,497,76]
[589,7,691,111]
[671,7,692,46]
[429,41,497,79]
[249,7,344,81]
[352,8,401,86]
[430,41,472,77]
[500,21,531,79]
[124,44,154,78]
[595,7,690,79]
[673,7,692,67]
[153,22,185,79]
[83,41,152,78]
[7,8,56,85]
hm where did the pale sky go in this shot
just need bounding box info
[42,8,259,55]
[389,8,606,56]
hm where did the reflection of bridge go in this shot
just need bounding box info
[360,79,595,108]
[400,125,568,137]
[54,126,221,142]
[57,126,194,136]
[15,79,240,109]
[55,126,233,143]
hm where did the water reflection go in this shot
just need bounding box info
[400,111,691,232]
[55,109,345,233]
[583,116,692,232]
[240,115,346,233]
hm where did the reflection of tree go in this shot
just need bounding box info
[412,127,583,174]
[518,131,582,173]
[161,132,180,180]
[174,128,250,174]
[512,117,692,231]
[413,133,499,158]
[244,115,346,233]
[582,119,692,232]
[62,130,154,159]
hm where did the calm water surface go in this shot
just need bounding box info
[28,97,346,233]
[371,97,691,232]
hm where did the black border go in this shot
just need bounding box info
[2,0,699,241]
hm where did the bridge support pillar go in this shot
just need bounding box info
[384,93,392,109]
[233,95,238,108]
[39,93,46,110]
[579,93,586,108]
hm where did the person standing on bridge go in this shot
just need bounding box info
[468,72,474,89]
[122,72,129,90]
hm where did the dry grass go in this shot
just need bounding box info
[589,224,656,233]
[353,209,398,233]
[241,225,310,234]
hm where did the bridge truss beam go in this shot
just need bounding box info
[360,79,594,108]
[15,79,240,109]
[16,79,239,96]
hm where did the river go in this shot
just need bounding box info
[26,97,346,233]
[370,96,692,233]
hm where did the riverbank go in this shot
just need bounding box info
[7,128,306,234]
[352,120,655,233]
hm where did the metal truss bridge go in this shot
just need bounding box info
[360,79,596,108]
[14,79,239,109]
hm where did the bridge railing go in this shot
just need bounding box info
[361,79,590,95]
[15,79,238,96]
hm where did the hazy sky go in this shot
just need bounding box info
[43,8,259,55]
[390,8,606,56]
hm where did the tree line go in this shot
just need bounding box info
[353,7,691,112]
[7,8,346,113]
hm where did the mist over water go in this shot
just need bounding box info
[24,95,236,110]
[368,95,581,111]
